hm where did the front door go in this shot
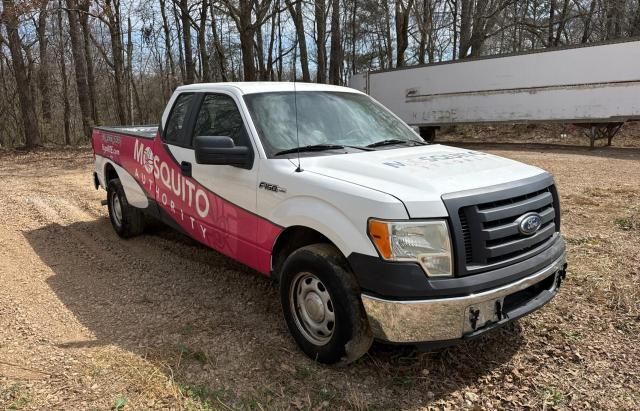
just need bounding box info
[153,91,273,273]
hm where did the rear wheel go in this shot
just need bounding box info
[107,178,144,238]
[280,243,373,364]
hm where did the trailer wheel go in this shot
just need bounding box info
[107,178,144,238]
[419,126,437,143]
[280,243,373,365]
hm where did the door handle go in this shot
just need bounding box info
[180,161,192,177]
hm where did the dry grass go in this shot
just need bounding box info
[0,139,639,410]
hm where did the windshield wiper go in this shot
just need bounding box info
[274,144,346,156]
[366,139,427,148]
[274,143,373,156]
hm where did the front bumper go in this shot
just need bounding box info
[361,253,567,343]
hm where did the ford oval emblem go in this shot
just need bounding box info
[516,212,542,235]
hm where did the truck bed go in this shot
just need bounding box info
[94,125,158,139]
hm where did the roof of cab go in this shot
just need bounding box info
[175,81,364,95]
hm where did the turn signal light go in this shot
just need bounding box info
[368,219,392,259]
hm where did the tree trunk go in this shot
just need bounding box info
[548,0,555,46]
[172,0,186,83]
[255,18,267,80]
[177,0,196,84]
[395,0,414,67]
[382,2,393,67]
[266,0,278,80]
[277,4,283,80]
[160,0,178,90]
[198,0,210,82]
[581,0,597,43]
[633,2,640,36]
[451,0,458,59]
[287,0,310,81]
[209,2,228,81]
[553,0,570,46]
[58,0,71,145]
[37,1,52,135]
[459,0,473,58]
[126,17,134,123]
[329,0,341,84]
[66,0,93,139]
[239,7,257,81]
[3,0,41,148]
[104,0,128,124]
[606,0,623,39]
[79,0,99,123]
[468,0,492,57]
[350,0,357,74]
[315,0,326,83]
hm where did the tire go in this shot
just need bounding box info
[106,178,144,238]
[280,243,373,365]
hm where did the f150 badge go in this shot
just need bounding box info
[516,212,543,235]
[259,182,286,193]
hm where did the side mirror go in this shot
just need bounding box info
[194,136,252,168]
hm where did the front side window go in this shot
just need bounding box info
[243,91,420,157]
[164,93,194,145]
[192,94,245,145]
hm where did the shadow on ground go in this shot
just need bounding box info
[24,217,523,408]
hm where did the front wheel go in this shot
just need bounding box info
[280,244,373,365]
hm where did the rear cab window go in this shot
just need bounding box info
[163,93,195,146]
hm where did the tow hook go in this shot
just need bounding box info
[469,308,480,330]
[556,264,568,289]
[495,300,504,321]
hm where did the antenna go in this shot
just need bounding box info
[293,46,302,172]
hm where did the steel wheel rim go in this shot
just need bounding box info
[111,191,123,227]
[289,272,335,346]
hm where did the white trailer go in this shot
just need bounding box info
[349,39,640,147]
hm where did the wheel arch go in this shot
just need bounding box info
[104,162,119,183]
[95,155,149,209]
[271,225,345,283]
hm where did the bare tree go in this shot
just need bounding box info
[57,0,71,145]
[395,0,415,67]
[36,0,52,135]
[174,0,195,84]
[315,0,327,82]
[2,0,41,148]
[159,0,178,89]
[66,0,93,138]
[329,0,341,84]
[219,0,274,81]
[197,0,210,82]
[287,0,310,81]
[79,0,98,122]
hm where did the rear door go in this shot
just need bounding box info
[153,92,198,224]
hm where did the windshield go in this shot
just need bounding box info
[243,91,422,157]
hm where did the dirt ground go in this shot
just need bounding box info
[0,141,639,410]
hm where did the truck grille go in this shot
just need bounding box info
[443,174,560,276]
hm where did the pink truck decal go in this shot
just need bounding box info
[93,129,282,275]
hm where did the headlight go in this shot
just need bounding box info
[368,219,453,277]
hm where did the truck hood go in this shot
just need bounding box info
[302,144,548,218]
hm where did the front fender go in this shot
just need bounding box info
[271,195,380,258]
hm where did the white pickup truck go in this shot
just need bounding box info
[92,82,567,364]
